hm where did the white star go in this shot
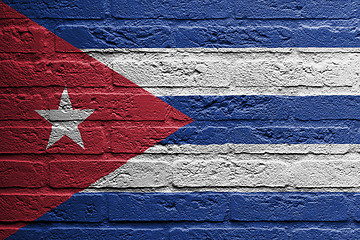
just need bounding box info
[35,87,95,149]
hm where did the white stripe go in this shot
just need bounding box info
[83,144,360,193]
[83,48,360,96]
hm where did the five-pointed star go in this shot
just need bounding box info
[35,87,95,149]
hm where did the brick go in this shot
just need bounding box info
[251,127,353,144]
[291,229,352,240]
[173,160,288,188]
[234,0,353,19]
[352,194,360,222]
[0,127,105,154]
[111,59,231,88]
[0,19,54,53]
[232,60,357,88]
[0,229,44,240]
[48,228,167,240]
[170,228,287,240]
[354,0,360,17]
[55,25,174,49]
[38,193,106,222]
[90,160,171,188]
[293,96,360,120]
[50,161,125,188]
[175,26,360,48]
[121,95,168,121]
[0,127,52,154]
[102,94,167,121]
[290,160,360,188]
[0,161,46,188]
[4,0,105,19]
[175,26,294,48]
[0,94,45,120]
[230,193,349,221]
[295,27,360,47]
[108,193,228,221]
[110,127,179,153]
[0,59,110,87]
[0,194,71,222]
[145,144,231,154]
[112,0,230,19]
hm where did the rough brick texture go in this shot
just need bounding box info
[108,193,228,221]
[3,0,360,48]
[0,2,191,239]
[6,192,360,239]
[3,0,360,239]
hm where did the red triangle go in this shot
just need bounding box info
[0,2,193,239]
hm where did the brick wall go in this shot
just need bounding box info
[2,0,360,239]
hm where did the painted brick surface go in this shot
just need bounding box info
[5,192,360,239]
[49,161,126,188]
[3,0,105,19]
[4,0,360,48]
[112,0,231,19]
[170,228,288,240]
[0,194,71,222]
[290,229,353,240]
[3,0,360,239]
[230,193,349,221]
[173,160,288,187]
[53,25,360,48]
[108,193,228,221]
[37,194,107,222]
[47,228,168,240]
[234,0,354,19]
[0,161,46,188]
[91,160,171,188]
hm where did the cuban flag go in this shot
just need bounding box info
[2,0,360,239]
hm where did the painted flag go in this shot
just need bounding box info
[2,0,360,239]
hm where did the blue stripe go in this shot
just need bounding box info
[7,192,360,239]
[159,95,360,144]
[3,0,360,48]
